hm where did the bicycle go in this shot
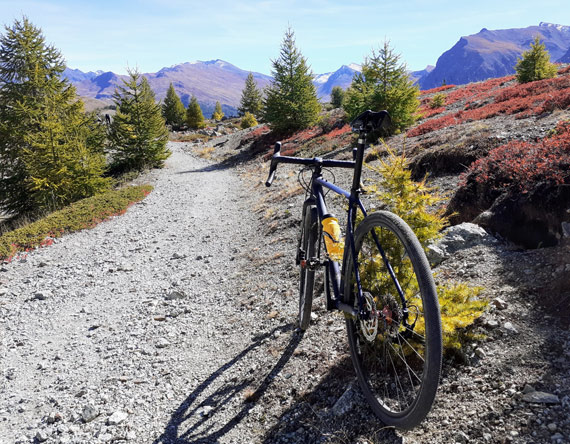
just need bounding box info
[265,110,442,429]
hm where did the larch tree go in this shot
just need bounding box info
[212,101,224,121]
[0,17,109,216]
[162,83,186,130]
[186,96,205,129]
[109,70,170,172]
[238,72,263,117]
[343,40,420,134]
[262,28,321,133]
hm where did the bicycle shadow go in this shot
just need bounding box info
[259,354,402,444]
[152,323,301,444]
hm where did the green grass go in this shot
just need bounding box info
[0,184,153,261]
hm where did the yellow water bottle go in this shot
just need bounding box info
[322,215,344,261]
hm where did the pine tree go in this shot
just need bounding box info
[162,83,186,130]
[186,96,205,129]
[343,40,420,134]
[0,17,110,216]
[263,28,321,133]
[330,86,345,108]
[212,101,224,121]
[238,72,263,117]
[109,70,170,172]
[515,35,558,83]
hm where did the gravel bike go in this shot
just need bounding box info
[265,110,442,429]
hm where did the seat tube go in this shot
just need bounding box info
[350,131,366,195]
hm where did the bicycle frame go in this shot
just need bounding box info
[267,133,410,324]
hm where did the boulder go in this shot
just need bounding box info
[427,222,496,265]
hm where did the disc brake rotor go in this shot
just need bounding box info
[360,292,378,342]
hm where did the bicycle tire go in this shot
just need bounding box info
[343,211,442,429]
[299,204,317,330]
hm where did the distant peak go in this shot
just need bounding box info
[347,63,362,71]
[539,22,570,32]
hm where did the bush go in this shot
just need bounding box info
[459,120,570,195]
[240,112,258,129]
[0,185,153,261]
[430,93,446,108]
[362,148,487,355]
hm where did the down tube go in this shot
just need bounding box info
[312,181,343,301]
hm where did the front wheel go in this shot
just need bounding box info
[298,204,317,330]
[344,211,442,430]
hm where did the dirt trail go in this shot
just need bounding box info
[0,143,301,443]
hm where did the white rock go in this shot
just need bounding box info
[155,338,170,348]
[107,410,128,425]
[521,391,559,404]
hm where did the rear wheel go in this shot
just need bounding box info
[344,211,442,429]
[299,204,317,330]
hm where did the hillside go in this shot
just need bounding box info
[419,22,570,89]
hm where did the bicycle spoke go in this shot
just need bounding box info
[398,332,426,363]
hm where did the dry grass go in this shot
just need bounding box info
[169,132,211,143]
[196,146,215,159]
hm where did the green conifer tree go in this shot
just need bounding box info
[238,72,263,117]
[343,40,420,134]
[515,35,558,83]
[109,70,170,172]
[212,101,224,121]
[263,28,321,133]
[330,86,345,108]
[0,17,110,216]
[162,83,186,130]
[186,96,205,129]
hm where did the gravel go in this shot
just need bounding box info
[1,135,569,444]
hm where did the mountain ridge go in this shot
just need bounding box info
[64,60,359,117]
[419,22,570,89]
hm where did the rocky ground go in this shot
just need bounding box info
[1,126,569,443]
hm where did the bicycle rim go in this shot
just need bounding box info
[299,204,317,330]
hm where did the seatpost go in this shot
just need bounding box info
[351,130,367,195]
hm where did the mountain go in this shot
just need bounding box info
[558,46,570,63]
[313,64,361,100]
[419,22,570,90]
[63,68,104,83]
[410,65,434,85]
[68,60,273,117]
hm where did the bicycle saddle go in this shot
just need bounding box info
[350,110,391,132]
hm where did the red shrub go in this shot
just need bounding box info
[420,85,456,95]
[417,106,446,120]
[324,124,351,139]
[407,113,460,137]
[460,120,570,194]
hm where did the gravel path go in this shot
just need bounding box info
[0,143,298,443]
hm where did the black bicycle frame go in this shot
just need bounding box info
[266,133,409,322]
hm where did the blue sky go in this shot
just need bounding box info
[1,0,569,76]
